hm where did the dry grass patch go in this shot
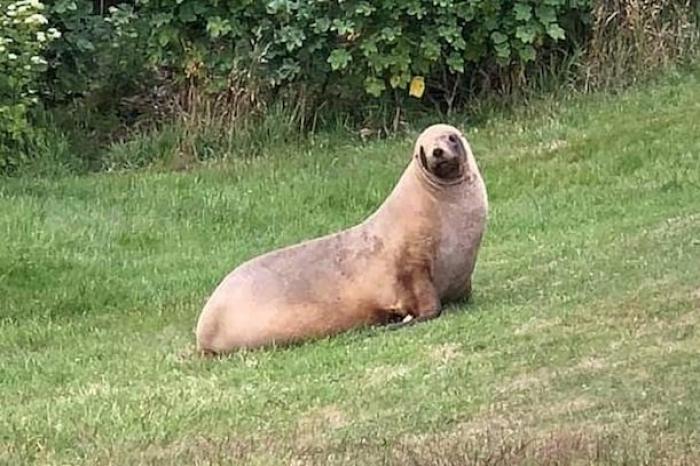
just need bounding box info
[574,356,610,372]
[426,343,463,366]
[514,317,562,336]
[499,367,555,394]
[363,364,412,387]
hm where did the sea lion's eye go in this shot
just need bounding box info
[419,146,426,158]
[448,134,458,144]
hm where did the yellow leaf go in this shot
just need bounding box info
[409,76,425,98]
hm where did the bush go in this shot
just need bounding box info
[0,0,60,172]
[4,0,698,174]
[135,0,592,116]
[44,1,144,103]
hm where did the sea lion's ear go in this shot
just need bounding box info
[418,145,427,168]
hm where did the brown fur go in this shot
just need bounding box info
[195,124,488,353]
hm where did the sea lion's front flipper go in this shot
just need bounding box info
[409,263,442,320]
[385,268,442,331]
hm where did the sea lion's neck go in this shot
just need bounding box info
[363,162,441,234]
[414,161,466,194]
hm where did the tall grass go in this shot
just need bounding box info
[584,0,699,89]
[102,103,306,172]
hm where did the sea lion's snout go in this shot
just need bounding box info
[435,132,464,161]
[432,139,461,179]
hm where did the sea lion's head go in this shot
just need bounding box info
[413,124,472,184]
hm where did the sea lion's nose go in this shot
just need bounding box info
[432,147,444,158]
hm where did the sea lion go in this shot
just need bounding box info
[195,123,488,353]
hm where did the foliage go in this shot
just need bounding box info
[134,0,592,105]
[0,0,59,172]
[43,1,144,103]
[3,0,698,174]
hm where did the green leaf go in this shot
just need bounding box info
[380,27,399,42]
[446,52,464,73]
[518,44,536,62]
[274,60,301,83]
[514,3,532,21]
[313,17,331,33]
[546,23,566,40]
[178,3,198,23]
[266,0,292,15]
[75,37,95,52]
[54,0,77,14]
[328,48,352,71]
[332,19,355,35]
[491,31,508,44]
[515,25,536,44]
[455,4,476,21]
[278,26,305,52]
[437,23,460,44]
[150,13,173,28]
[355,2,375,16]
[536,5,557,24]
[484,15,499,31]
[420,39,441,61]
[495,42,511,59]
[360,39,378,57]
[157,28,172,47]
[364,76,385,97]
[406,3,426,19]
[206,17,232,39]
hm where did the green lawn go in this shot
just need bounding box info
[1,68,699,465]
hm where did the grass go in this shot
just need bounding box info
[1,66,699,465]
